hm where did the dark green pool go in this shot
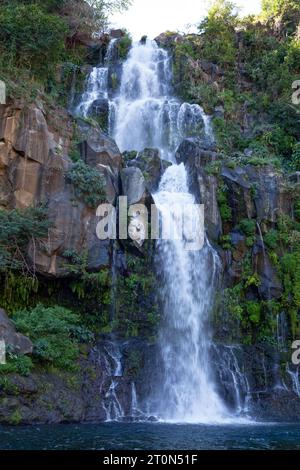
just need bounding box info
[0,422,300,450]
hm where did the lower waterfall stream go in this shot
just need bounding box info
[153,164,229,422]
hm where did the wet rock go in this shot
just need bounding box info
[127,148,171,193]
[121,167,146,206]
[176,139,222,240]
[0,309,33,355]
[230,230,248,262]
[253,241,283,300]
[77,118,122,172]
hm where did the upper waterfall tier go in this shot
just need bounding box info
[111,39,211,160]
[77,39,213,160]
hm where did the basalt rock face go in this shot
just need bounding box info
[0,337,155,425]
[212,344,300,421]
[0,101,123,277]
[175,139,222,240]
[221,165,293,224]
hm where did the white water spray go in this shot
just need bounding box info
[110,40,209,160]
[153,166,228,422]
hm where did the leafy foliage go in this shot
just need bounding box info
[0,354,33,376]
[0,3,67,79]
[174,0,300,164]
[118,32,132,60]
[217,184,232,222]
[67,160,106,207]
[198,0,238,66]
[12,305,93,370]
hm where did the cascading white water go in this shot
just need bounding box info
[153,165,228,422]
[76,67,109,117]
[110,39,228,422]
[100,341,125,421]
[110,40,208,160]
[78,38,230,422]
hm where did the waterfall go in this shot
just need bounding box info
[110,40,209,160]
[77,38,234,423]
[105,38,118,64]
[214,345,251,415]
[110,39,227,423]
[153,167,228,422]
[76,67,109,118]
[100,340,125,421]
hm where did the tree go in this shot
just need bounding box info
[198,0,239,65]
[262,0,300,36]
[0,3,67,78]
[60,0,132,39]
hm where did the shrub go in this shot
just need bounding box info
[118,33,132,60]
[0,354,33,376]
[239,219,256,237]
[12,304,92,371]
[67,160,106,208]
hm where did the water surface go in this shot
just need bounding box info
[0,422,299,450]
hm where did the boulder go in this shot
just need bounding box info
[127,148,171,193]
[77,119,122,172]
[121,167,146,206]
[0,309,33,355]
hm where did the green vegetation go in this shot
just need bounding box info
[198,0,237,66]
[67,160,106,207]
[118,31,132,60]
[172,0,300,167]
[0,0,132,103]
[12,304,92,371]
[0,207,49,273]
